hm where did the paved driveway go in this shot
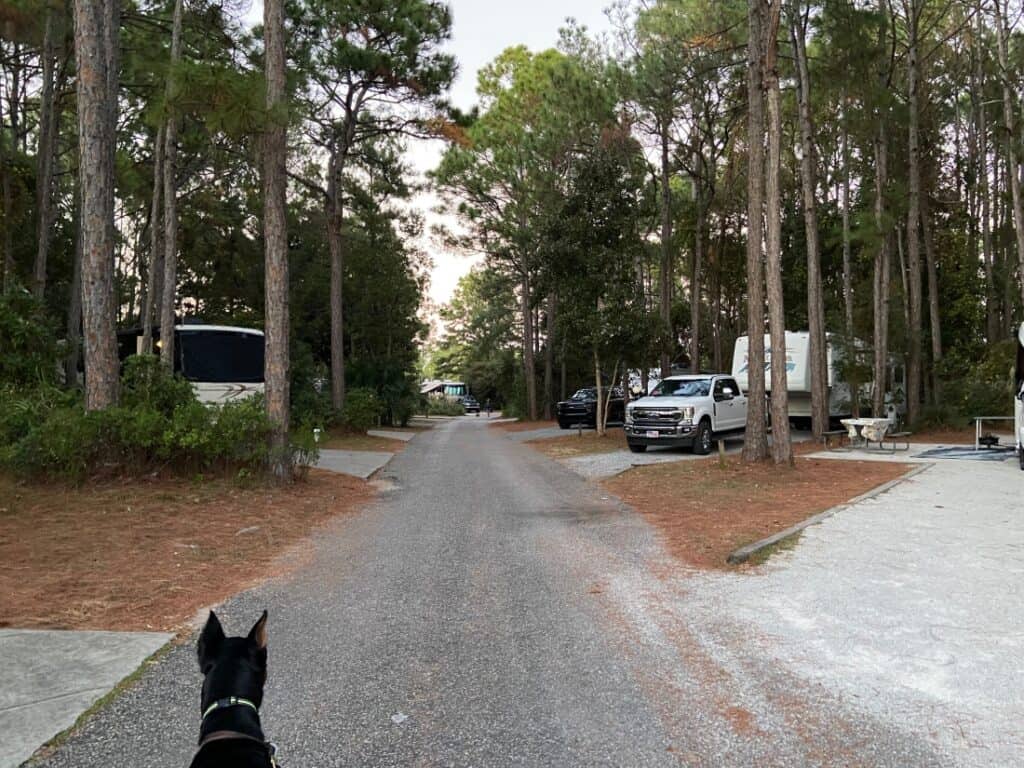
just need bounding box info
[33,421,1014,767]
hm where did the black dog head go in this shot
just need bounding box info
[197,610,268,714]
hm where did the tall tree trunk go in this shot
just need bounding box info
[521,267,537,421]
[742,0,769,463]
[32,8,60,300]
[142,123,164,354]
[328,152,346,412]
[974,4,998,341]
[872,0,891,418]
[159,0,183,368]
[789,0,828,439]
[993,0,1024,309]
[74,0,120,410]
[65,188,83,386]
[841,97,854,336]
[764,1,792,465]
[690,146,703,374]
[593,348,604,438]
[659,125,673,378]
[543,292,556,420]
[0,74,12,293]
[263,0,290,476]
[921,185,942,397]
[904,0,923,425]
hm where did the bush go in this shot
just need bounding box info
[120,355,195,416]
[0,290,60,388]
[341,387,382,431]
[0,360,314,481]
[423,397,464,416]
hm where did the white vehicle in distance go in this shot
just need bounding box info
[624,374,748,454]
[119,324,265,405]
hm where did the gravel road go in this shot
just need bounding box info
[36,418,946,767]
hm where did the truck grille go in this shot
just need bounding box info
[632,409,681,426]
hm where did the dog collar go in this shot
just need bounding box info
[202,696,259,721]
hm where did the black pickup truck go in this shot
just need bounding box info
[556,387,626,429]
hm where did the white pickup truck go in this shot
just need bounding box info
[624,374,748,454]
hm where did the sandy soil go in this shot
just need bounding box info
[0,470,373,631]
[603,456,911,569]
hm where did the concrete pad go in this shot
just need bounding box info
[807,442,1015,465]
[0,629,170,768]
[367,429,416,443]
[316,449,393,479]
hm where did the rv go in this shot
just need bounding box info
[419,379,467,401]
[1016,323,1024,470]
[118,324,265,404]
[731,332,855,425]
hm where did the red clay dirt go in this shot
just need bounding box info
[602,455,911,569]
[0,470,373,631]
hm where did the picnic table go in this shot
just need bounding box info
[840,417,892,446]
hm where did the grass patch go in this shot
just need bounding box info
[743,530,805,567]
[528,429,628,458]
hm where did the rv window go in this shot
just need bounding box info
[178,331,264,383]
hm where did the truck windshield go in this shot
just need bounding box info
[571,389,596,400]
[651,378,711,397]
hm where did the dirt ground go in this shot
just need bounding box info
[321,427,408,452]
[603,456,911,569]
[529,429,626,458]
[490,419,559,433]
[911,426,1013,444]
[0,470,373,632]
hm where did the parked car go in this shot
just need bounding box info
[624,374,747,454]
[556,387,625,429]
[463,395,481,414]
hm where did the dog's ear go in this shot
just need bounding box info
[247,610,268,650]
[197,611,225,673]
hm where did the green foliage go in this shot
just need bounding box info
[423,397,464,417]
[920,340,1018,427]
[0,291,61,388]
[120,355,195,415]
[340,387,382,431]
[0,359,316,481]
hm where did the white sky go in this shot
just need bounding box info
[242,1,616,311]
[413,1,615,308]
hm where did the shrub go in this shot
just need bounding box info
[0,368,317,481]
[120,355,195,416]
[0,290,60,388]
[423,397,464,417]
[341,387,382,431]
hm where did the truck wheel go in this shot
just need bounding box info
[628,443,647,454]
[692,419,712,455]
[558,420,569,430]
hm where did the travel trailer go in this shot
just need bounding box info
[731,331,855,425]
